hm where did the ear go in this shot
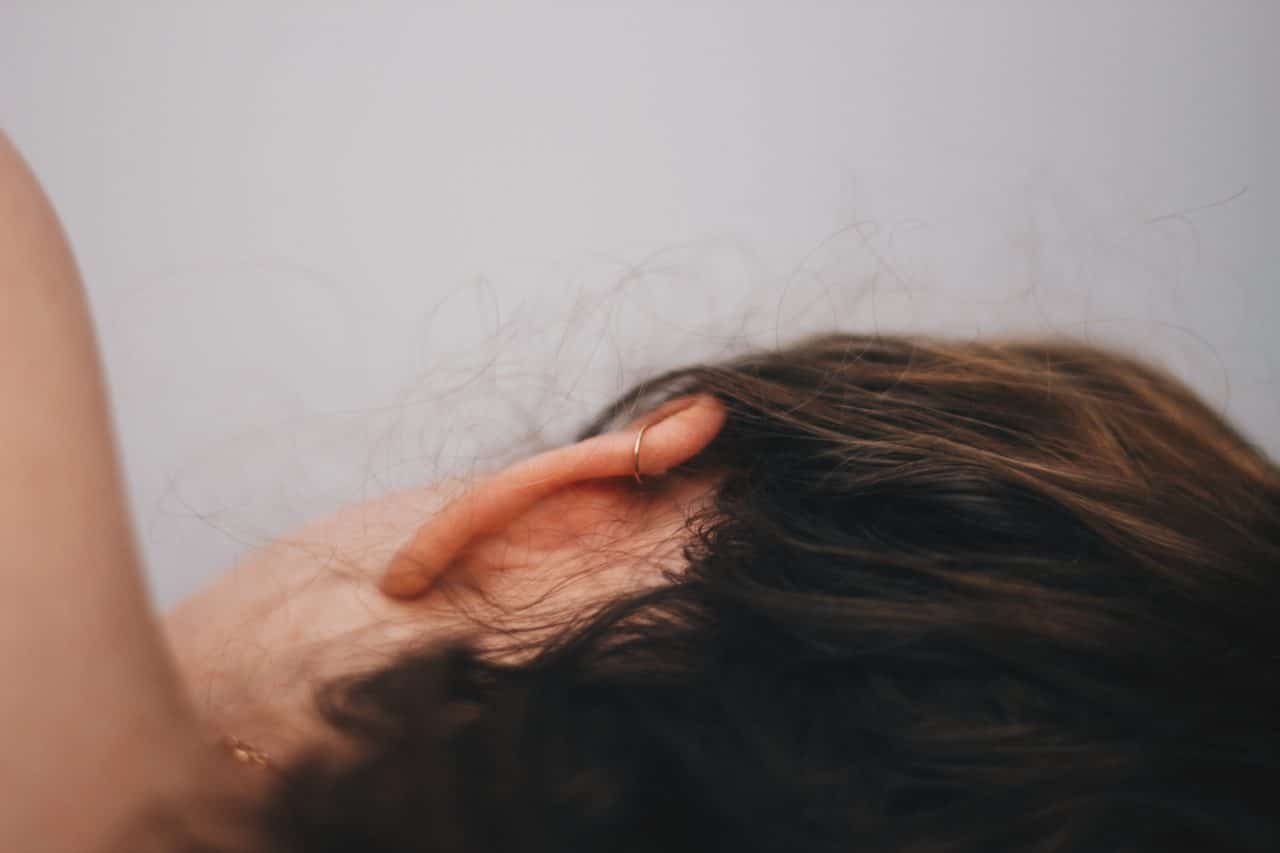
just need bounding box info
[378,394,726,599]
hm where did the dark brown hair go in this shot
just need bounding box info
[181,334,1280,851]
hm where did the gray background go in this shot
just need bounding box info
[2,1,1275,607]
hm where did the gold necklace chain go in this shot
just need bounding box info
[221,735,276,771]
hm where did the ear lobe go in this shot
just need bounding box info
[378,394,725,599]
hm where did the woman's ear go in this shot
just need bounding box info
[378,394,726,599]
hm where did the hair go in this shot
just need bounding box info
[167,333,1280,852]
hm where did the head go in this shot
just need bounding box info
[155,333,1280,852]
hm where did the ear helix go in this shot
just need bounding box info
[377,394,724,599]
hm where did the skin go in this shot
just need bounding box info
[0,131,211,853]
[0,131,722,851]
[163,469,717,767]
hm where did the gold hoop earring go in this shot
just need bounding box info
[633,423,650,485]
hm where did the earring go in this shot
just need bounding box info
[633,423,650,485]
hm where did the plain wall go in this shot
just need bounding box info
[2,1,1276,606]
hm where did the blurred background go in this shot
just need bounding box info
[1,1,1275,606]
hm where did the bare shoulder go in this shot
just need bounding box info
[0,131,217,853]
